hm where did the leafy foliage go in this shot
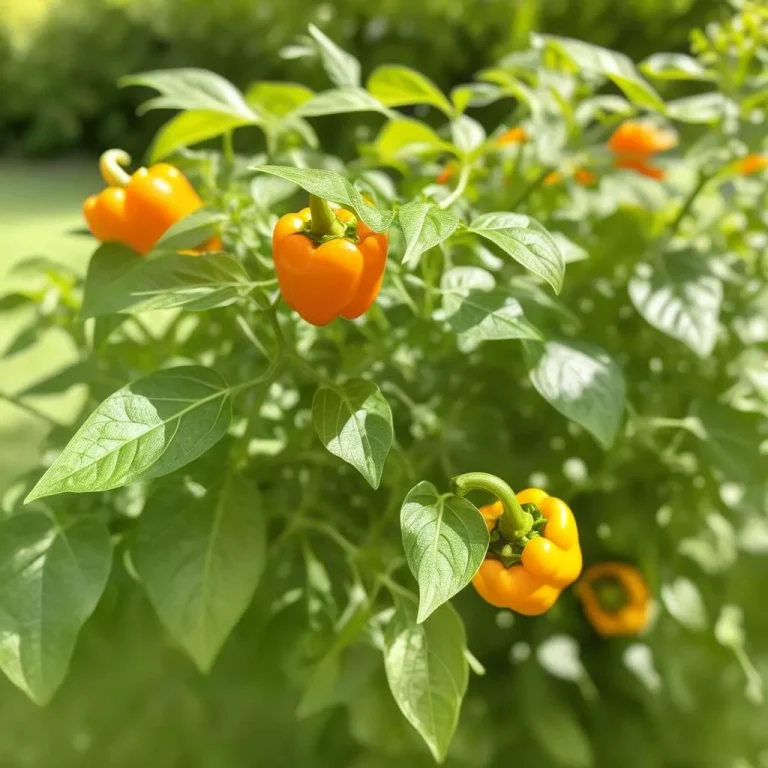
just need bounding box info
[3,6,768,767]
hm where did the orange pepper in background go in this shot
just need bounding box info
[472,488,582,616]
[608,121,677,181]
[608,121,677,156]
[83,149,221,255]
[497,127,529,146]
[436,164,456,184]
[272,200,388,326]
[577,562,651,637]
[615,157,667,180]
[738,153,768,176]
[574,167,598,186]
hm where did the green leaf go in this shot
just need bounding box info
[0,513,112,704]
[398,202,459,264]
[25,366,233,501]
[469,212,565,294]
[450,83,505,113]
[133,472,265,672]
[252,166,394,233]
[641,53,714,81]
[312,380,393,489]
[150,110,257,162]
[400,481,489,623]
[665,93,736,124]
[535,34,664,112]
[550,232,589,264]
[367,65,453,116]
[574,95,634,125]
[628,254,722,357]
[251,174,300,209]
[154,208,227,252]
[296,87,395,118]
[372,119,450,166]
[307,24,361,89]
[525,340,625,449]
[81,248,255,317]
[661,577,708,631]
[121,68,256,118]
[441,267,544,346]
[245,81,314,116]
[450,115,486,156]
[383,597,469,763]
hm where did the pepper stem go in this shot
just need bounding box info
[450,472,533,541]
[309,194,346,238]
[99,149,132,187]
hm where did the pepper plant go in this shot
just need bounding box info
[1,5,767,766]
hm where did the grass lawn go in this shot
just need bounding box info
[0,159,98,492]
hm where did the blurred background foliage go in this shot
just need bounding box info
[1,0,718,157]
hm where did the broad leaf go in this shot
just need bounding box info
[121,68,255,118]
[373,119,450,166]
[574,95,634,125]
[525,340,625,449]
[308,24,361,89]
[400,481,489,623]
[641,53,714,81]
[450,83,505,113]
[367,65,453,116]
[628,254,722,357]
[133,473,265,672]
[154,208,227,252]
[535,34,664,112]
[150,110,257,162]
[312,380,393,489]
[665,93,736,124]
[470,212,565,294]
[383,597,469,762]
[296,88,394,118]
[441,267,543,345]
[25,366,233,501]
[0,513,112,704]
[81,249,255,317]
[245,81,314,116]
[253,166,394,232]
[450,115,486,156]
[398,202,459,264]
[550,232,589,264]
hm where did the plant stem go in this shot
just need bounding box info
[99,149,132,186]
[439,164,471,210]
[510,168,550,209]
[667,171,712,237]
[309,195,346,237]
[222,130,235,166]
[450,471,533,540]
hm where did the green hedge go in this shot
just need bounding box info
[1,0,714,156]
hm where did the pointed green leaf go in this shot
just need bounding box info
[629,254,722,357]
[367,65,453,116]
[383,597,469,762]
[0,514,112,704]
[133,473,265,672]
[470,212,565,294]
[253,166,394,232]
[308,24,361,89]
[296,87,395,118]
[525,340,625,449]
[398,202,459,264]
[400,481,489,623]
[25,366,233,501]
[312,379,393,489]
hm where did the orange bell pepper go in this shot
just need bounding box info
[83,149,220,255]
[472,488,582,616]
[272,196,388,326]
[577,562,651,637]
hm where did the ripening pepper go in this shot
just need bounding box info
[608,121,677,181]
[272,196,388,326]
[577,562,650,637]
[450,474,582,616]
[738,153,768,176]
[83,149,220,255]
[497,127,529,146]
